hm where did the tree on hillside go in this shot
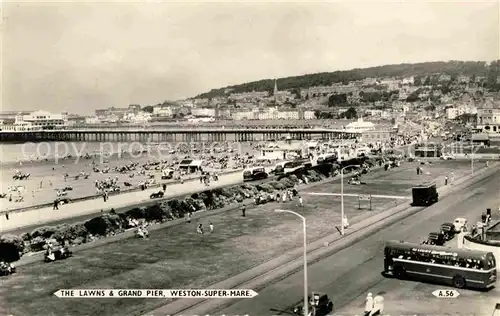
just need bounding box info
[328,93,348,107]
[338,107,357,119]
[142,105,154,113]
[414,76,422,86]
[406,89,421,102]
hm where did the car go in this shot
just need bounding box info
[440,154,455,160]
[150,191,164,199]
[453,217,468,232]
[293,292,334,316]
[440,223,456,241]
[424,232,445,246]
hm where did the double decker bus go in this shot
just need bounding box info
[384,241,496,289]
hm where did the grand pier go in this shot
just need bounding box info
[0,127,358,143]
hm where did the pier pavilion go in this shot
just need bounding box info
[0,127,359,143]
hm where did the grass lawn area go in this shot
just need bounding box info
[2,160,478,316]
[308,160,481,196]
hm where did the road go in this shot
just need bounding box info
[212,169,500,316]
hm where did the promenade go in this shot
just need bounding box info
[0,169,252,233]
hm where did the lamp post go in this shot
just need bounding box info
[470,137,474,175]
[275,209,308,316]
[340,164,361,236]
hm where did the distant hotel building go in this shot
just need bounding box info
[446,104,477,120]
[477,107,500,134]
[231,108,315,121]
[95,105,140,119]
[229,91,269,100]
[1,110,68,131]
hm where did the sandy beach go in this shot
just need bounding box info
[0,141,260,210]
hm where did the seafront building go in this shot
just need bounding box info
[0,110,68,131]
[476,107,500,134]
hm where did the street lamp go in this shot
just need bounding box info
[340,164,361,236]
[275,209,308,316]
[470,137,474,175]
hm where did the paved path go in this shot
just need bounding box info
[0,169,249,233]
[306,192,411,199]
[208,167,499,316]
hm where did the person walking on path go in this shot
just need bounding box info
[298,196,303,207]
[241,205,246,217]
[364,293,373,316]
[370,292,384,316]
[186,211,192,223]
[53,199,59,210]
[209,222,214,233]
[343,216,349,229]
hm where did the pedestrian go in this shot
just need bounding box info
[197,223,204,234]
[186,211,192,223]
[241,205,246,217]
[53,199,59,210]
[370,292,384,316]
[416,166,420,175]
[209,222,214,233]
[343,216,349,229]
[282,193,287,203]
[162,183,167,191]
[299,196,303,207]
[5,212,9,220]
[364,293,373,316]
[444,176,449,186]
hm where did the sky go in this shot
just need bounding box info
[2,0,499,115]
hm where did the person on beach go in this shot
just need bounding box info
[197,223,204,234]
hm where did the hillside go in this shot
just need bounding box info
[195,60,500,99]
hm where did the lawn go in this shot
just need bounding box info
[2,160,475,316]
[308,160,480,196]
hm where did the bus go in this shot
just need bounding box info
[243,167,268,182]
[384,240,496,289]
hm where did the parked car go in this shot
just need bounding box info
[293,292,334,316]
[440,154,455,160]
[150,191,164,199]
[440,223,456,241]
[424,232,445,246]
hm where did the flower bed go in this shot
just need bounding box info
[0,158,379,263]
